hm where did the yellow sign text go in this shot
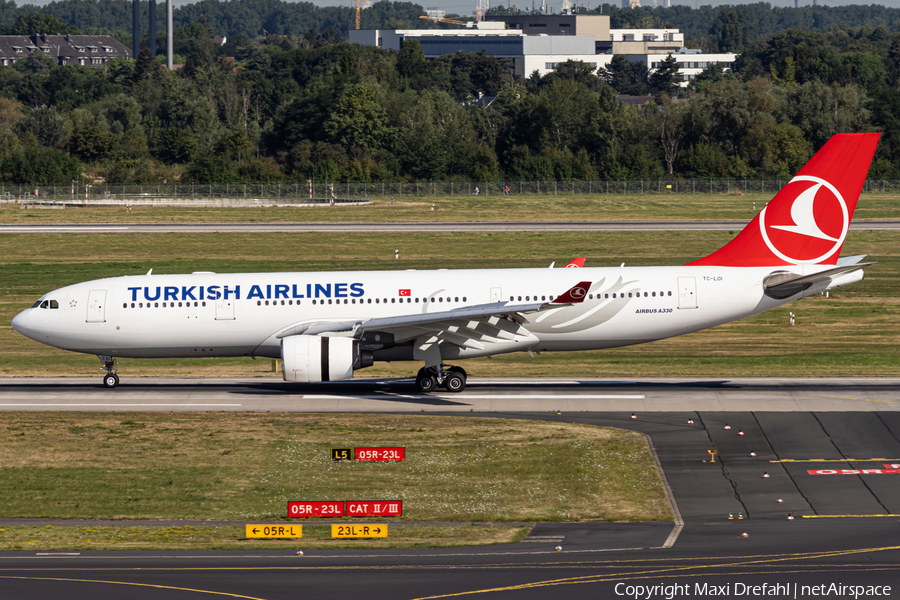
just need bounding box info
[331,524,388,538]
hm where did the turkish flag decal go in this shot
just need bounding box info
[399,289,411,296]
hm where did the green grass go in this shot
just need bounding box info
[2,230,898,378]
[2,191,899,223]
[0,524,531,550]
[0,413,671,523]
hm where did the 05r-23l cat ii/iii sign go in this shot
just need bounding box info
[12,133,880,393]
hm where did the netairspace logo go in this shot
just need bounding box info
[613,582,892,599]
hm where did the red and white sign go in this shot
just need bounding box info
[884,464,900,469]
[808,469,900,475]
[347,501,403,517]
[399,289,411,296]
[288,501,345,517]
[355,447,405,462]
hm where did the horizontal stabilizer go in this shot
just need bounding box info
[764,263,872,299]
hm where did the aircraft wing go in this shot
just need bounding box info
[275,281,592,350]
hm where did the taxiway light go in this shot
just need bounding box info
[687,419,694,424]
[728,513,733,520]
[738,513,743,519]
[777,498,783,503]
[724,424,731,430]
[741,532,749,538]
[763,472,770,478]
[296,550,304,556]
[749,452,757,457]
[787,513,794,520]
[631,413,637,419]
[738,430,745,436]
[555,545,562,551]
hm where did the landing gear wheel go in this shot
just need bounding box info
[448,366,467,379]
[103,373,119,388]
[416,374,437,393]
[443,372,465,393]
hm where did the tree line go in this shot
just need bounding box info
[1,3,899,184]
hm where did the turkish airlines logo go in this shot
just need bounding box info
[570,286,586,299]
[759,176,849,264]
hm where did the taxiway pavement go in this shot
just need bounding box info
[1,381,899,599]
[1,219,899,234]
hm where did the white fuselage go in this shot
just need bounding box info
[12,263,845,362]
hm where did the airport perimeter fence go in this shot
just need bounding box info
[3,178,900,205]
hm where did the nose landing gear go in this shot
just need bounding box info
[100,355,119,388]
[415,365,467,393]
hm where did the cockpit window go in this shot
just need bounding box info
[49,300,59,309]
[40,300,49,309]
[31,300,42,308]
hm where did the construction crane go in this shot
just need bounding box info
[418,15,470,26]
[355,0,371,29]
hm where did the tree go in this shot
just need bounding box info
[658,100,688,175]
[649,54,680,97]
[324,84,390,155]
[15,104,67,147]
[1,13,80,35]
[396,39,426,79]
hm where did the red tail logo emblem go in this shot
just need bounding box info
[760,176,849,264]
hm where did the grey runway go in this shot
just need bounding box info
[1,219,898,234]
[1,376,899,412]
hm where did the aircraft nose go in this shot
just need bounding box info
[11,310,28,336]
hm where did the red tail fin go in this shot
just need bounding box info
[688,133,880,267]
[564,257,586,268]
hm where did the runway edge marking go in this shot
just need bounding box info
[643,433,683,549]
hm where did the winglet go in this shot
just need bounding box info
[551,281,591,304]
[564,257,586,268]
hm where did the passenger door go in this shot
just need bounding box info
[86,290,106,322]
[677,277,697,309]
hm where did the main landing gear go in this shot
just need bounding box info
[415,365,467,393]
[100,355,119,388]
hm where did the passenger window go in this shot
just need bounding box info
[328,299,332,304]
[202,302,206,307]
[123,303,127,308]
[154,302,158,307]
[605,294,609,299]
[668,291,672,296]
[415,298,419,303]
[391,298,395,303]
[652,292,656,297]
[518,296,522,301]
[257,301,261,306]
[131,303,135,308]
[455,297,459,302]
[178,302,183,307]
[265,301,269,305]
[463,297,467,302]
[644,292,648,298]
[312,300,317,305]
[139,303,143,308]
[163,302,167,307]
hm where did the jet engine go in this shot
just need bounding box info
[281,335,372,383]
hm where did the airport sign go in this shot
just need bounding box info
[245,524,302,538]
[347,500,403,517]
[331,524,388,538]
[808,468,900,475]
[331,448,352,461]
[288,501,345,517]
[355,447,405,462]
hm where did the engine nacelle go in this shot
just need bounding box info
[281,335,362,383]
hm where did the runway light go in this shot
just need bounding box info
[741,532,749,538]
[738,513,743,519]
[749,452,757,457]
[787,513,794,520]
[556,410,562,415]
[296,550,304,556]
[687,419,694,424]
[738,430,745,436]
[777,498,783,503]
[631,413,637,419]
[763,472,770,478]
[555,545,562,551]
[728,513,733,520]
[724,424,731,430]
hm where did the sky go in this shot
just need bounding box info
[19,0,900,15]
